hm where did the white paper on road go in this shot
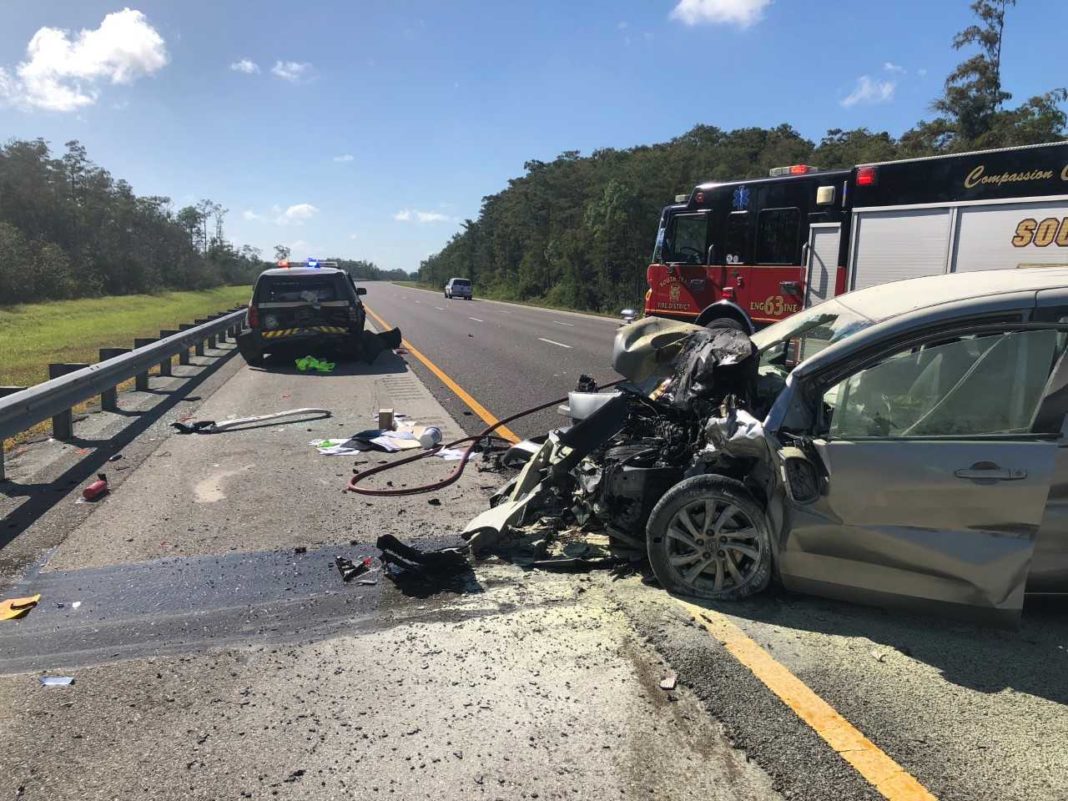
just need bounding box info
[436,448,473,462]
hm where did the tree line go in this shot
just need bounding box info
[0,142,407,307]
[0,139,269,305]
[418,0,1067,313]
[269,246,409,282]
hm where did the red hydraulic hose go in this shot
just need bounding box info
[346,381,622,497]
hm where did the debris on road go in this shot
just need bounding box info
[295,355,336,373]
[108,453,124,462]
[334,555,373,582]
[81,473,109,502]
[378,408,395,430]
[659,674,677,691]
[39,676,75,687]
[173,408,331,434]
[0,594,41,621]
[376,534,473,595]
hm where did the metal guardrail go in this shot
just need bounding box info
[0,307,247,480]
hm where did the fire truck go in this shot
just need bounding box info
[645,140,1068,330]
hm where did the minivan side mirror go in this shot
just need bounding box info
[356,287,367,296]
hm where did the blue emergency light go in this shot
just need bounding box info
[306,258,320,269]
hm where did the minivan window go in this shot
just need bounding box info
[453,279,471,287]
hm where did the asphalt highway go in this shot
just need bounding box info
[1,291,1065,801]
[361,282,623,440]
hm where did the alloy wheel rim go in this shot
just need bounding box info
[664,497,761,593]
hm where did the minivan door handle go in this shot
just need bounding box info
[954,462,1027,482]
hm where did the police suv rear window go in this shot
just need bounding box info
[257,276,341,303]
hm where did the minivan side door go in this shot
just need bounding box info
[779,321,1068,622]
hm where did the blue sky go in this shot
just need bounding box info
[1,0,1065,272]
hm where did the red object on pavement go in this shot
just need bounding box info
[82,473,108,501]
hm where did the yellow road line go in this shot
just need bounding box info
[364,305,520,443]
[677,601,938,801]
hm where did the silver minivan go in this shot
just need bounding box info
[444,277,472,300]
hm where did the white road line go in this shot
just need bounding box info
[435,306,445,311]
[538,337,572,349]
[468,317,484,322]
[552,320,575,327]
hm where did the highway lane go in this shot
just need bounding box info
[362,282,623,440]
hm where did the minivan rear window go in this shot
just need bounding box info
[453,279,471,287]
[257,276,341,303]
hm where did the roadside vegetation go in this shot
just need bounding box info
[417,0,1067,314]
[0,286,251,389]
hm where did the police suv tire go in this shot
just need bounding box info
[236,333,264,366]
[646,475,772,601]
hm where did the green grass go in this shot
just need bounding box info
[0,286,252,388]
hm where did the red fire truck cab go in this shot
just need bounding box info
[645,141,1068,330]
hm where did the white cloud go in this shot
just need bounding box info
[883,61,905,74]
[333,153,354,163]
[917,68,928,77]
[230,58,260,74]
[276,203,319,224]
[271,60,312,82]
[0,8,168,112]
[394,209,451,224]
[669,0,771,28]
[242,209,263,221]
[841,75,896,108]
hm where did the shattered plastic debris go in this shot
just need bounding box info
[0,594,41,621]
[376,535,473,595]
[295,355,336,373]
[335,555,373,582]
[39,676,75,687]
[659,674,677,691]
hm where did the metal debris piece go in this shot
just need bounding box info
[335,555,373,582]
[40,676,74,687]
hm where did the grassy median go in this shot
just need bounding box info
[0,286,251,388]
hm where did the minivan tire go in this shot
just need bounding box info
[646,475,772,601]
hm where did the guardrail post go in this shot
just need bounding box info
[98,348,131,410]
[193,320,207,355]
[133,339,155,390]
[0,387,27,481]
[158,330,178,376]
[47,364,87,440]
[177,324,194,363]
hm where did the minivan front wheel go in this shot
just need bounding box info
[646,475,771,601]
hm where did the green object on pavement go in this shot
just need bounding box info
[296,355,336,373]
